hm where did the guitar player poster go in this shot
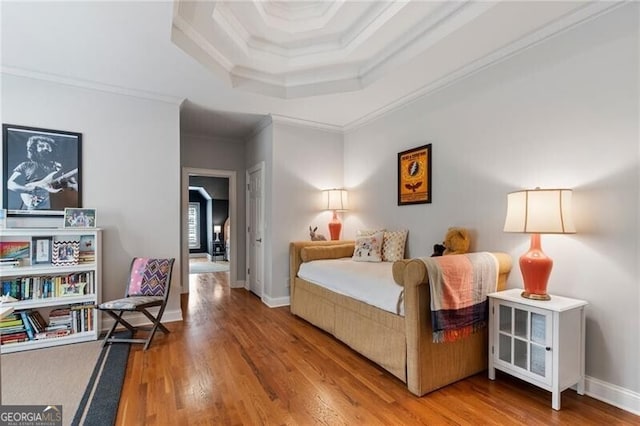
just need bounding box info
[2,124,82,216]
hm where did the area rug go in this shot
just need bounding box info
[189,261,230,274]
[1,337,129,426]
[72,338,130,425]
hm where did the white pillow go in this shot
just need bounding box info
[352,231,384,262]
[382,230,408,261]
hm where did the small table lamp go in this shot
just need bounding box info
[323,189,348,240]
[214,225,222,242]
[503,188,575,300]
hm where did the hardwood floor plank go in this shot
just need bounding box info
[116,266,639,425]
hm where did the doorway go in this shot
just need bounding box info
[181,167,237,294]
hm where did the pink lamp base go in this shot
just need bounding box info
[328,211,342,240]
[520,233,553,301]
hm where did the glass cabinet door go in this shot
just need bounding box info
[495,301,552,385]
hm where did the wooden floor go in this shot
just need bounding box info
[116,270,638,425]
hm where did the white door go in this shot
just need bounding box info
[247,163,264,297]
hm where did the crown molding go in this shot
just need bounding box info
[244,115,274,141]
[1,66,184,105]
[344,0,625,133]
[270,114,343,134]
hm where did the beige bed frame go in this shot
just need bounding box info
[289,240,512,396]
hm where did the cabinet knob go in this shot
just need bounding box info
[546,347,551,351]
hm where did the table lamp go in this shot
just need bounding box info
[214,225,222,242]
[503,188,575,300]
[323,189,348,240]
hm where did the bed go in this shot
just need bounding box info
[289,240,512,396]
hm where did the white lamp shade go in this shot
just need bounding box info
[323,189,348,211]
[504,188,575,234]
[214,225,222,233]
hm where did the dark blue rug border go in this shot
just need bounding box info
[72,334,131,426]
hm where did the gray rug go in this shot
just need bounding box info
[1,337,129,426]
[189,261,229,274]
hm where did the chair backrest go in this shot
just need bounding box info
[126,258,175,298]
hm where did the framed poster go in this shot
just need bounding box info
[398,144,432,205]
[2,124,82,216]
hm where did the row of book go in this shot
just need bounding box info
[0,303,96,345]
[1,271,95,301]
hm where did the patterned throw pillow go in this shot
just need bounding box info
[356,228,386,237]
[352,231,384,262]
[382,230,409,262]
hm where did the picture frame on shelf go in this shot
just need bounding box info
[32,236,53,265]
[2,124,82,216]
[398,144,432,206]
[0,241,30,261]
[52,240,79,266]
[63,208,96,228]
[61,282,86,297]
[79,235,96,263]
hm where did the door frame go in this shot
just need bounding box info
[181,167,237,293]
[246,162,265,298]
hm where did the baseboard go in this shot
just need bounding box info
[99,308,183,332]
[585,375,640,416]
[262,295,290,308]
[230,280,245,289]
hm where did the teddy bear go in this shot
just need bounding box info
[442,227,471,255]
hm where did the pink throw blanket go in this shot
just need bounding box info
[421,252,498,342]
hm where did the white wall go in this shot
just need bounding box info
[244,118,344,305]
[270,119,344,303]
[345,3,639,408]
[1,74,183,323]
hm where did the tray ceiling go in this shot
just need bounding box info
[172,1,504,98]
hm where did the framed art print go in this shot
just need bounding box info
[398,144,432,205]
[2,124,82,216]
[32,236,53,265]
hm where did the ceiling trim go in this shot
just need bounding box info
[344,0,626,132]
[270,114,343,133]
[0,66,184,105]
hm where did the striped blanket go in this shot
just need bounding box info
[420,252,499,343]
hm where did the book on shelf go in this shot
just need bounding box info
[26,310,46,334]
[1,331,28,344]
[0,271,94,301]
[0,325,27,334]
[19,311,35,340]
[0,318,23,328]
[35,329,71,340]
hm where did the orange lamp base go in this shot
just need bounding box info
[519,233,553,301]
[328,211,342,240]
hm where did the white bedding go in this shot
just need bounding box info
[297,258,404,316]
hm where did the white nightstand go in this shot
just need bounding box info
[488,289,588,410]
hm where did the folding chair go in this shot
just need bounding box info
[98,257,175,350]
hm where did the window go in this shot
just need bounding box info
[188,202,200,249]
